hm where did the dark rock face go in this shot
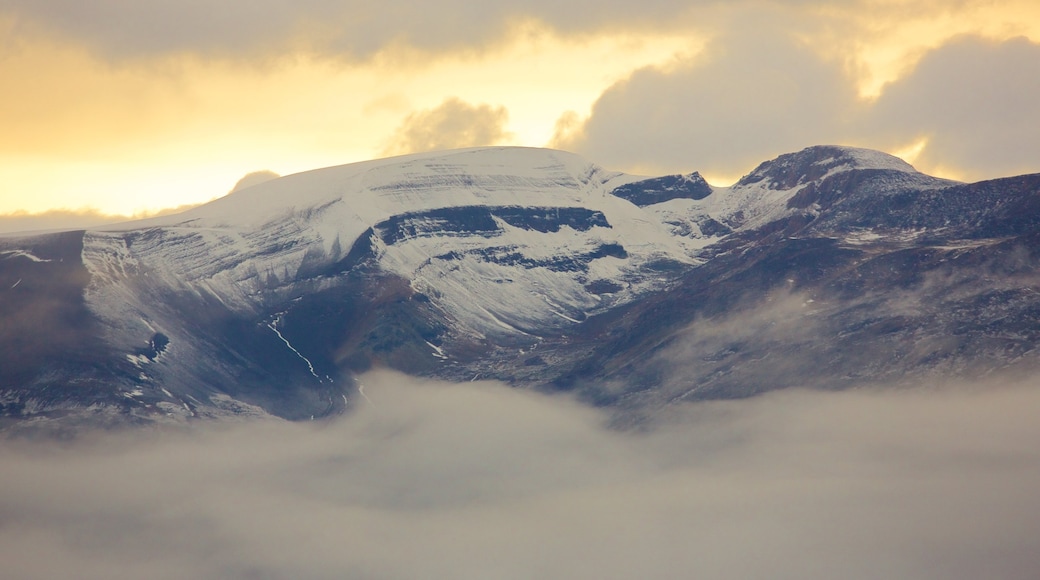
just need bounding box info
[374,206,611,244]
[133,333,170,361]
[549,231,1040,413]
[611,173,713,206]
[0,232,117,403]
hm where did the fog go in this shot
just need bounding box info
[3,370,1040,579]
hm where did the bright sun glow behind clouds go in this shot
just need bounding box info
[841,0,1040,98]
[0,22,696,216]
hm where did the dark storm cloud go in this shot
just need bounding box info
[867,35,1040,179]
[382,98,513,156]
[2,370,1040,579]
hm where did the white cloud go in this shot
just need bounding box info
[866,35,1040,179]
[229,170,280,193]
[382,98,513,156]
[560,27,1040,182]
[556,24,862,178]
[2,369,1040,579]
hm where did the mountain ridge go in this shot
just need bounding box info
[3,144,1039,433]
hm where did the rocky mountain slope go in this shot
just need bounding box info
[3,145,1039,431]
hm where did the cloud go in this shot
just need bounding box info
[866,35,1040,179]
[0,209,125,235]
[382,98,513,156]
[0,0,760,60]
[4,1,1037,196]
[0,206,200,235]
[2,369,1040,579]
[556,24,862,178]
[559,27,1040,182]
[229,170,280,194]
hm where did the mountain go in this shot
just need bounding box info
[3,145,1040,432]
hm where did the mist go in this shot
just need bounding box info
[2,370,1039,579]
[0,205,204,235]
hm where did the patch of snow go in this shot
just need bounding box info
[830,146,918,173]
[267,319,322,382]
[0,250,52,263]
[126,353,151,366]
[425,340,448,359]
[843,230,884,245]
[550,310,582,323]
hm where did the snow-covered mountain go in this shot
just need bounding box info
[4,145,1040,432]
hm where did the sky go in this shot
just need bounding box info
[3,369,1040,579]
[1,0,1039,225]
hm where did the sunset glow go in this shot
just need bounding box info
[1,1,1038,223]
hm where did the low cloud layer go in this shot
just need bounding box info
[3,370,1039,579]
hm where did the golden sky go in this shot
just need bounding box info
[1,0,1039,223]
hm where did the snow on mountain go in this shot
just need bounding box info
[78,145,962,359]
[82,147,697,350]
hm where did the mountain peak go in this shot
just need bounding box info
[735,145,918,190]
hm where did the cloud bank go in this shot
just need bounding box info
[2,370,1039,579]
